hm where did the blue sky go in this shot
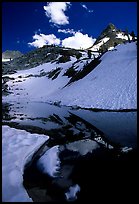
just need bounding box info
[2,2,137,53]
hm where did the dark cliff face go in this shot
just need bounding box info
[94,23,118,43]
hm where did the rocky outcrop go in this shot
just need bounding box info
[2,45,83,75]
[88,23,133,53]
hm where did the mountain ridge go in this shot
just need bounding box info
[2,23,137,110]
[2,50,23,62]
[2,23,136,75]
[87,23,136,53]
[2,42,137,110]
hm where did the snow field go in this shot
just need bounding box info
[47,42,137,110]
[2,125,49,202]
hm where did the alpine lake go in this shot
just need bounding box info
[2,101,137,202]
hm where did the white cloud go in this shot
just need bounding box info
[81,3,94,13]
[34,28,42,34]
[62,32,96,49]
[28,34,61,48]
[88,9,94,13]
[43,2,71,26]
[37,28,41,33]
[82,4,88,10]
[58,28,76,34]
[28,30,96,50]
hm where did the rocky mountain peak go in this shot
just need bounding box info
[106,23,117,31]
[93,23,118,45]
[88,23,132,53]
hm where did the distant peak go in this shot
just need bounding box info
[2,50,23,59]
[103,23,117,33]
[107,23,116,29]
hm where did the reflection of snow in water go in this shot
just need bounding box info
[3,102,137,149]
[66,139,100,156]
[65,184,80,201]
[37,145,61,177]
[2,102,137,202]
[4,102,137,148]
[71,109,137,148]
[121,146,133,153]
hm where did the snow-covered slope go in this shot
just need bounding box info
[90,37,110,51]
[2,52,95,102]
[47,42,137,110]
[2,42,137,110]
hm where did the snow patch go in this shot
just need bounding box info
[108,46,114,51]
[116,33,132,41]
[37,145,61,177]
[91,37,110,51]
[2,58,12,62]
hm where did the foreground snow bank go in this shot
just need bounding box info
[47,42,137,110]
[2,125,49,202]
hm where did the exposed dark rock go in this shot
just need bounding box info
[87,23,131,53]
[2,45,83,75]
[66,57,101,86]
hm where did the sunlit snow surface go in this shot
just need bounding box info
[47,42,137,110]
[2,125,49,202]
[90,37,110,51]
[116,33,132,40]
[3,42,137,110]
[2,55,94,103]
[2,58,12,62]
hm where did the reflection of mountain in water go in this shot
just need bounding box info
[2,102,136,149]
[2,102,137,202]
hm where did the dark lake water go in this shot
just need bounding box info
[3,101,137,148]
[2,101,137,202]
